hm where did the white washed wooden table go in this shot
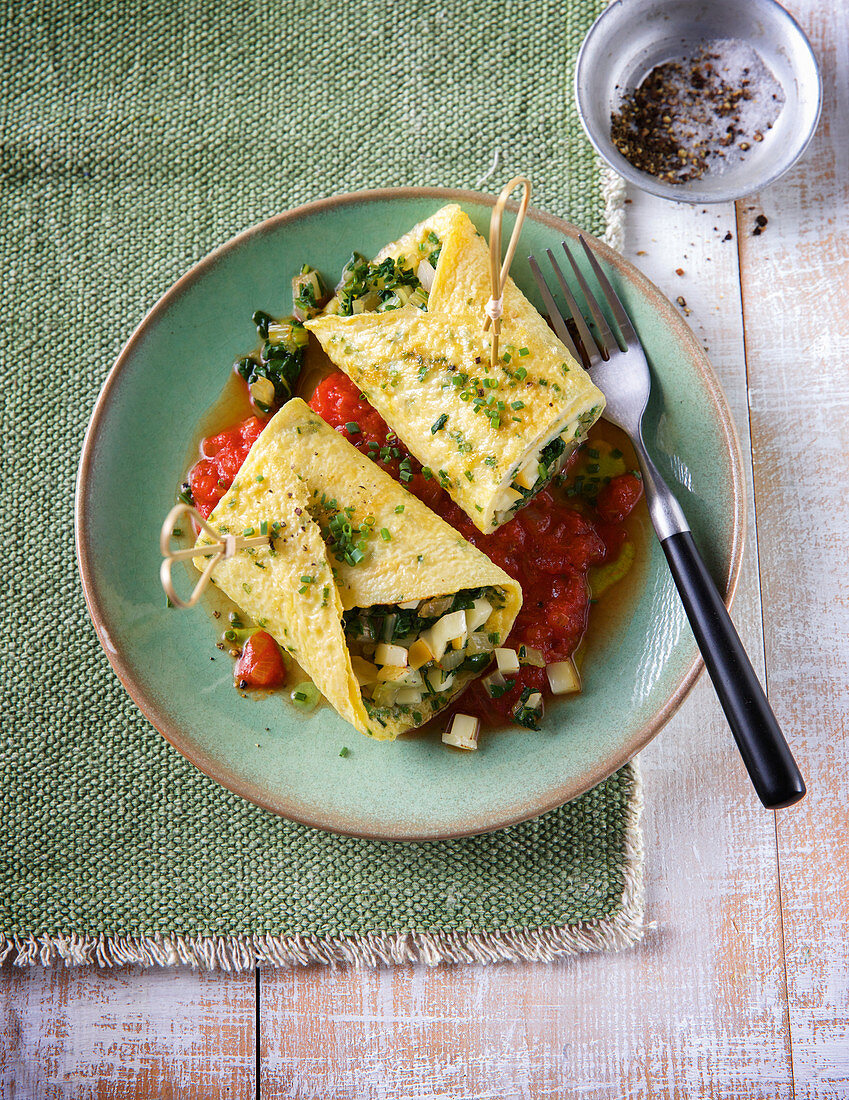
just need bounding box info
[2,1,847,1095]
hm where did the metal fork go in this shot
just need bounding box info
[530,239,805,809]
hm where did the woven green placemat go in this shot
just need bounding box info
[0,0,643,968]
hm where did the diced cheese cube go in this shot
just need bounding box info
[495,647,520,674]
[374,642,408,668]
[465,597,493,633]
[407,637,434,670]
[442,713,480,751]
[546,660,581,694]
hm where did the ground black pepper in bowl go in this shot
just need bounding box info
[610,40,785,185]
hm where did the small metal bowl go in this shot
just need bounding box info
[575,0,822,203]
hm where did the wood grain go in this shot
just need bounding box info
[736,2,849,1096]
[258,194,793,1100]
[0,964,256,1098]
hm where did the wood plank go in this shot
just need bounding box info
[736,1,849,1095]
[0,963,256,1099]
[259,190,792,1099]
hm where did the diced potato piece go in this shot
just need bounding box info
[399,599,420,610]
[350,656,379,686]
[421,609,467,661]
[381,615,397,643]
[375,642,408,668]
[442,713,480,751]
[547,660,582,694]
[501,486,524,508]
[407,637,434,670]
[495,648,521,674]
[465,597,493,633]
[450,627,468,651]
[527,692,543,710]
[514,454,540,490]
[396,687,423,705]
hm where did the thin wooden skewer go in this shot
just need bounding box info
[159,502,269,610]
[483,176,532,368]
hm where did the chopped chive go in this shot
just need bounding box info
[243,527,255,536]
[431,413,449,433]
[515,366,527,380]
[300,575,314,584]
[345,421,361,434]
[519,347,529,356]
[260,521,268,535]
[380,528,391,541]
[394,505,405,513]
[339,746,350,758]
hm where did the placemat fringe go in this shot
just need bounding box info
[1,765,645,970]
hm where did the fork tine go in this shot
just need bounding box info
[578,236,638,346]
[527,255,582,362]
[544,249,601,367]
[560,240,616,357]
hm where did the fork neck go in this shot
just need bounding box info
[633,433,690,541]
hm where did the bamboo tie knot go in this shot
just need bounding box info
[159,502,270,610]
[483,176,532,368]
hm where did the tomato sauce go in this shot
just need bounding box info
[185,370,644,725]
[189,414,265,518]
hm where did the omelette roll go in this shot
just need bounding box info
[307,204,605,533]
[193,399,521,741]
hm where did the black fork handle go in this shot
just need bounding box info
[661,530,806,808]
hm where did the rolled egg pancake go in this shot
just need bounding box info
[309,203,605,533]
[193,399,521,741]
[306,306,604,534]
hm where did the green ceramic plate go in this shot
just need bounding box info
[76,188,744,840]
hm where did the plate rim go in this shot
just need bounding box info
[75,186,746,840]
